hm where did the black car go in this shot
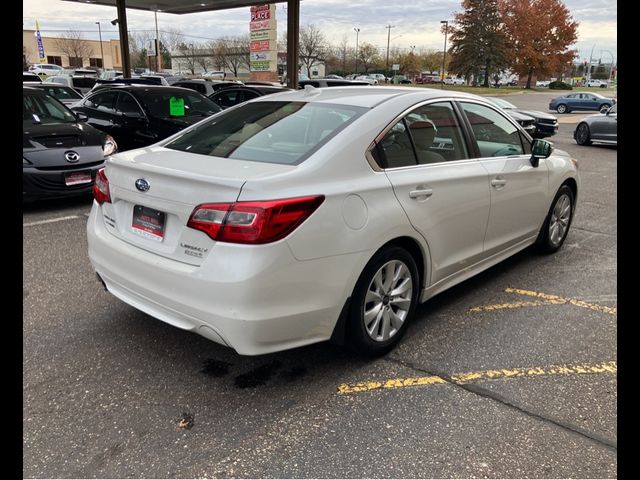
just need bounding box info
[24,83,83,107]
[208,85,291,109]
[23,72,42,83]
[23,86,116,201]
[71,85,222,151]
[489,97,558,138]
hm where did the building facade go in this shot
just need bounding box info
[23,30,121,70]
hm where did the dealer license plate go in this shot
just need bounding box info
[132,205,166,242]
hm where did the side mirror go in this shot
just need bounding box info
[530,139,553,167]
[75,112,88,122]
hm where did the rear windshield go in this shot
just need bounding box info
[135,90,222,118]
[165,101,366,165]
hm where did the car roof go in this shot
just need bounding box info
[90,85,200,94]
[256,85,484,108]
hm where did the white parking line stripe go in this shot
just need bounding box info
[23,215,79,227]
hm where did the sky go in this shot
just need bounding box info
[22,0,617,65]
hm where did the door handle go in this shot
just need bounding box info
[409,188,433,199]
[491,178,507,188]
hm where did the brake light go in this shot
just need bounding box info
[93,168,111,204]
[187,195,325,244]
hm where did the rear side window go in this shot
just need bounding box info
[372,120,416,168]
[44,86,82,100]
[459,102,525,157]
[165,101,366,165]
[212,89,242,108]
[84,91,117,112]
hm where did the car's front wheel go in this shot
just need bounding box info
[575,123,592,145]
[556,104,568,114]
[537,185,575,253]
[599,103,611,113]
[348,246,419,356]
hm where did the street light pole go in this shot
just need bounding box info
[440,20,448,89]
[385,24,395,80]
[154,10,161,72]
[95,22,104,70]
[586,44,595,82]
[600,49,615,82]
[354,27,360,75]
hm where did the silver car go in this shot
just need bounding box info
[574,104,617,146]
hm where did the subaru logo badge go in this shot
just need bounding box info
[135,178,150,192]
[65,151,80,163]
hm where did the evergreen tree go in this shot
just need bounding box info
[448,0,507,87]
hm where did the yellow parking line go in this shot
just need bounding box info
[505,288,617,315]
[469,300,550,312]
[337,361,616,394]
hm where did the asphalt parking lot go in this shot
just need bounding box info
[23,91,616,478]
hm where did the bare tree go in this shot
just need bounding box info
[357,43,381,73]
[54,30,93,67]
[299,24,329,76]
[214,35,250,78]
[338,34,350,74]
[176,42,198,74]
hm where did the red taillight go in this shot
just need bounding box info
[187,195,325,244]
[93,168,111,205]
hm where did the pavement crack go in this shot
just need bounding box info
[383,356,617,451]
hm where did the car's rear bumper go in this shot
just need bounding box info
[87,203,366,355]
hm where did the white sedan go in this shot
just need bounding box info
[88,86,579,356]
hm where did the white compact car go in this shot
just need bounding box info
[88,86,579,356]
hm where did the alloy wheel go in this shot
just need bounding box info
[549,193,572,247]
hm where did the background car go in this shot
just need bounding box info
[586,79,608,88]
[355,75,378,85]
[23,86,116,200]
[28,63,64,76]
[369,73,387,83]
[72,85,222,151]
[325,74,344,79]
[298,79,370,88]
[536,80,551,87]
[23,72,42,83]
[549,92,615,114]
[87,87,577,357]
[201,71,225,79]
[488,97,558,138]
[574,103,617,146]
[44,75,97,95]
[391,75,412,84]
[208,84,290,109]
[24,83,84,107]
[443,76,465,85]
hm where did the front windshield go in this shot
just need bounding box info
[492,98,517,109]
[165,101,367,165]
[23,91,77,124]
[135,90,222,118]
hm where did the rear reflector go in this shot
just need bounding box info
[93,168,111,205]
[187,195,325,244]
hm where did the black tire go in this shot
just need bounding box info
[347,246,419,356]
[599,103,611,113]
[575,122,592,145]
[536,185,575,253]
[556,104,568,114]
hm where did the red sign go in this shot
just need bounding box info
[251,10,271,21]
[250,4,270,12]
[250,20,271,31]
[250,40,270,52]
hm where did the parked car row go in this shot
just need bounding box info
[488,98,558,138]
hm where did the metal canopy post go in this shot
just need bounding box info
[116,0,132,77]
[286,0,300,89]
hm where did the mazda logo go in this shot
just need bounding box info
[135,178,150,192]
[65,151,80,163]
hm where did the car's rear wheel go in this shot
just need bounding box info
[348,246,419,356]
[556,104,568,114]
[575,123,592,145]
[536,185,575,253]
[599,103,611,113]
